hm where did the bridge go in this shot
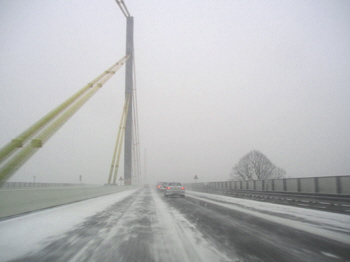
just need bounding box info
[1,1,350,262]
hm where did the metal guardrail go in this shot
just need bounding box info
[185,176,350,214]
[186,175,350,195]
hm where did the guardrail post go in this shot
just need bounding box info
[262,180,265,191]
[336,176,341,194]
[314,177,319,193]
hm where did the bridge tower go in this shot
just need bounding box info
[124,16,133,185]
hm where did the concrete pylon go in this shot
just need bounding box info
[124,17,133,185]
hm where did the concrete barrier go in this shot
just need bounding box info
[0,185,136,219]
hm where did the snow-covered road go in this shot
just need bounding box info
[0,189,233,262]
[0,188,349,262]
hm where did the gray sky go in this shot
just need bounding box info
[1,0,350,185]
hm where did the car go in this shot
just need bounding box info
[163,182,185,197]
[156,181,167,193]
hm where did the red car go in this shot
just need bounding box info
[156,182,167,192]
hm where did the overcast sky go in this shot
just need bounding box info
[1,0,349,185]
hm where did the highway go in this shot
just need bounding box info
[1,187,349,262]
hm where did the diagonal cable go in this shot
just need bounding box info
[0,60,124,165]
[115,0,131,17]
[108,93,130,184]
[112,94,131,184]
[0,55,130,184]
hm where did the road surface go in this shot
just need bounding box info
[1,188,349,262]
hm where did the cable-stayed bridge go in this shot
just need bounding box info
[0,2,350,261]
[0,2,139,187]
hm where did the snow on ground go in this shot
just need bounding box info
[1,188,349,262]
[64,189,232,262]
[0,189,137,262]
[150,190,234,262]
[0,189,233,262]
[187,191,350,244]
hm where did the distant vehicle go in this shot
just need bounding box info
[164,182,185,197]
[156,181,167,192]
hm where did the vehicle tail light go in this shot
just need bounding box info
[166,187,170,189]
[182,187,185,190]
[157,185,160,188]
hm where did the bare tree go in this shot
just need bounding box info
[231,150,286,181]
[271,167,286,179]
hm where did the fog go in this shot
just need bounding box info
[1,0,349,185]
